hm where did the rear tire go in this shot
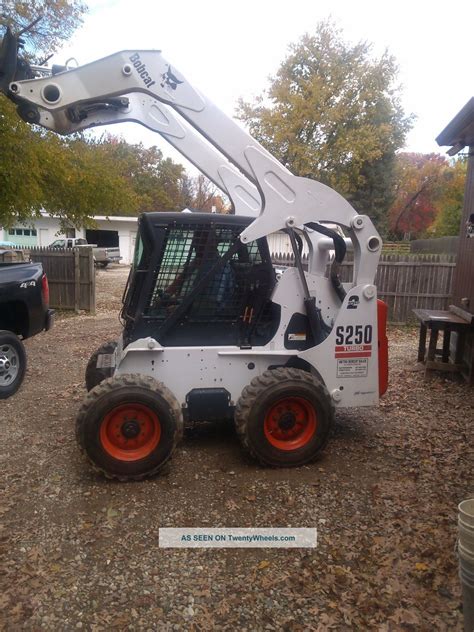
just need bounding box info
[0,331,27,400]
[76,374,183,480]
[85,340,117,391]
[235,367,334,467]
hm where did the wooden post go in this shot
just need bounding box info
[418,323,427,362]
[89,248,96,315]
[427,328,439,362]
[74,247,80,314]
[442,327,451,363]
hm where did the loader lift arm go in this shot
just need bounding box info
[0,28,382,339]
[0,27,262,217]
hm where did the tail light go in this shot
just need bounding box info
[41,273,50,307]
[377,299,389,396]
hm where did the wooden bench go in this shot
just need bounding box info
[413,307,473,382]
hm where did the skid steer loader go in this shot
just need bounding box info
[0,28,388,480]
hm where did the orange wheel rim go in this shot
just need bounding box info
[100,403,161,461]
[264,396,317,451]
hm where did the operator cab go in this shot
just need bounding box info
[122,213,280,348]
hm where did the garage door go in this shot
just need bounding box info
[86,229,119,248]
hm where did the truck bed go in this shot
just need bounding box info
[0,261,54,338]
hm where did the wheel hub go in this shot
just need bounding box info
[0,345,19,385]
[99,403,162,462]
[278,411,296,431]
[121,419,141,439]
[264,396,317,451]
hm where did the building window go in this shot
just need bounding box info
[7,226,37,238]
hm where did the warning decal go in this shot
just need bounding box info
[335,344,372,359]
[337,358,368,378]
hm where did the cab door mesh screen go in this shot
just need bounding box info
[145,224,263,324]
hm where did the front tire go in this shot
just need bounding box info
[85,340,117,391]
[76,374,183,480]
[0,331,27,400]
[235,368,334,467]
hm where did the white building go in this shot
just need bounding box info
[2,212,139,264]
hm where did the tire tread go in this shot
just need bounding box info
[76,374,183,481]
[85,340,118,391]
[235,367,335,467]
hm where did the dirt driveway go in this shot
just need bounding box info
[1,266,472,630]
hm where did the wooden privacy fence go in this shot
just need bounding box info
[382,242,411,254]
[410,236,459,255]
[272,253,456,324]
[27,246,96,313]
[17,245,456,321]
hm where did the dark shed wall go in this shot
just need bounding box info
[452,148,474,310]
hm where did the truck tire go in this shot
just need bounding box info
[85,340,117,391]
[235,367,334,467]
[0,331,27,400]
[76,374,183,481]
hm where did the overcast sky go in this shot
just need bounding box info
[51,0,473,169]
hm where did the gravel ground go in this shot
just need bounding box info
[1,265,473,631]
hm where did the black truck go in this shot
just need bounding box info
[0,258,54,399]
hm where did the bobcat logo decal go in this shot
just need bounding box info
[160,65,183,90]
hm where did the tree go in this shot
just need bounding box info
[388,153,448,239]
[0,1,100,229]
[0,98,140,227]
[0,94,45,225]
[429,157,467,237]
[189,174,228,213]
[1,3,193,228]
[1,94,192,228]
[388,153,467,239]
[237,21,413,232]
[95,138,193,214]
[0,0,86,58]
